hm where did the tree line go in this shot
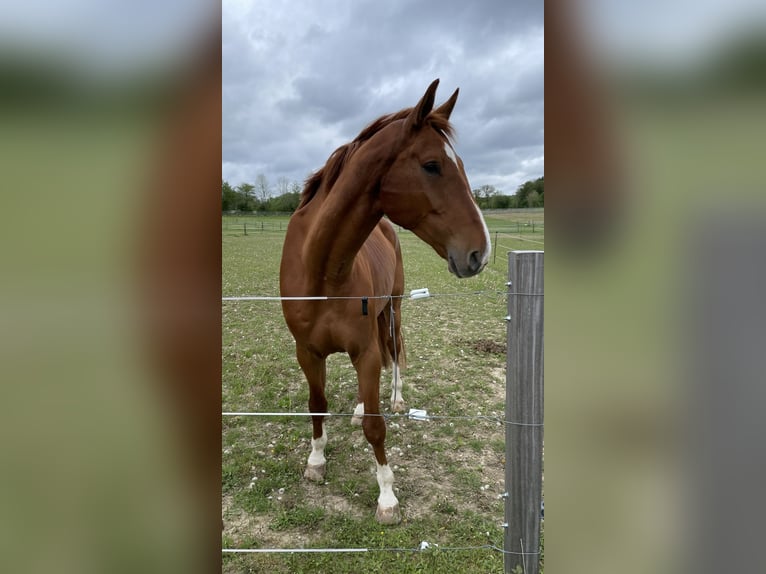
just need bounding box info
[222,175,543,213]
[222,176,303,213]
[471,177,543,209]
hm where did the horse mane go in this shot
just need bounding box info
[297,108,455,209]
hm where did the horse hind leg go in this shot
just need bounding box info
[388,300,406,413]
[351,399,364,426]
[390,362,405,413]
[296,345,328,481]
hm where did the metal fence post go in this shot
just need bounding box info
[505,250,544,574]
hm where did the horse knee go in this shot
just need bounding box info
[308,392,327,413]
[362,415,386,446]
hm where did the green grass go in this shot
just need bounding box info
[222,209,543,573]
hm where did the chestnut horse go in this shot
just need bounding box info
[279,79,490,524]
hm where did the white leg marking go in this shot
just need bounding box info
[376,463,398,507]
[351,402,364,425]
[390,363,405,412]
[307,424,327,466]
[375,463,400,524]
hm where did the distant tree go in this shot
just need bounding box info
[526,190,542,208]
[276,176,290,197]
[222,179,238,211]
[472,184,497,201]
[267,191,301,212]
[515,177,544,208]
[488,194,512,209]
[235,182,258,211]
[236,182,254,199]
[472,184,499,209]
[255,174,270,205]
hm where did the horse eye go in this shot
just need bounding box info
[422,161,441,176]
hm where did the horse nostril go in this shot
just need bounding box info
[468,250,482,273]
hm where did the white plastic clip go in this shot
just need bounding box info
[409,288,430,300]
[408,408,429,421]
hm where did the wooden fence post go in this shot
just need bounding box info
[505,250,544,574]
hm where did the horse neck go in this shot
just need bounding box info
[301,122,405,287]
[302,170,384,286]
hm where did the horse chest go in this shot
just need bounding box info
[288,303,376,355]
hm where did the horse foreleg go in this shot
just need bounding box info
[353,348,401,524]
[296,345,328,482]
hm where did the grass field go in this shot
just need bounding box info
[222,210,544,573]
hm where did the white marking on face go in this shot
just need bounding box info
[442,135,491,268]
[307,424,327,466]
[376,463,399,509]
[474,200,492,266]
[444,141,458,167]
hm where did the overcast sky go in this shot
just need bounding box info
[222,0,543,195]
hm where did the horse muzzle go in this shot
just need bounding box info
[448,248,488,278]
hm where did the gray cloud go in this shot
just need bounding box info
[223,0,543,194]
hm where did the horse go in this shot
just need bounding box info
[279,79,491,524]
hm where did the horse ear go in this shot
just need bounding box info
[405,79,440,131]
[433,88,459,120]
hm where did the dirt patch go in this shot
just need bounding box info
[302,482,365,518]
[461,338,506,355]
[222,494,284,547]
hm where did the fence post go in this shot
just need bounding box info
[493,231,499,265]
[244,222,247,236]
[505,250,544,574]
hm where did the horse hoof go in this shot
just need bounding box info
[375,503,401,525]
[350,414,363,426]
[304,463,326,482]
[391,400,406,414]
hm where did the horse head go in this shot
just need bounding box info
[379,79,491,278]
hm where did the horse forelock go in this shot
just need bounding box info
[427,112,455,143]
[296,107,455,209]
